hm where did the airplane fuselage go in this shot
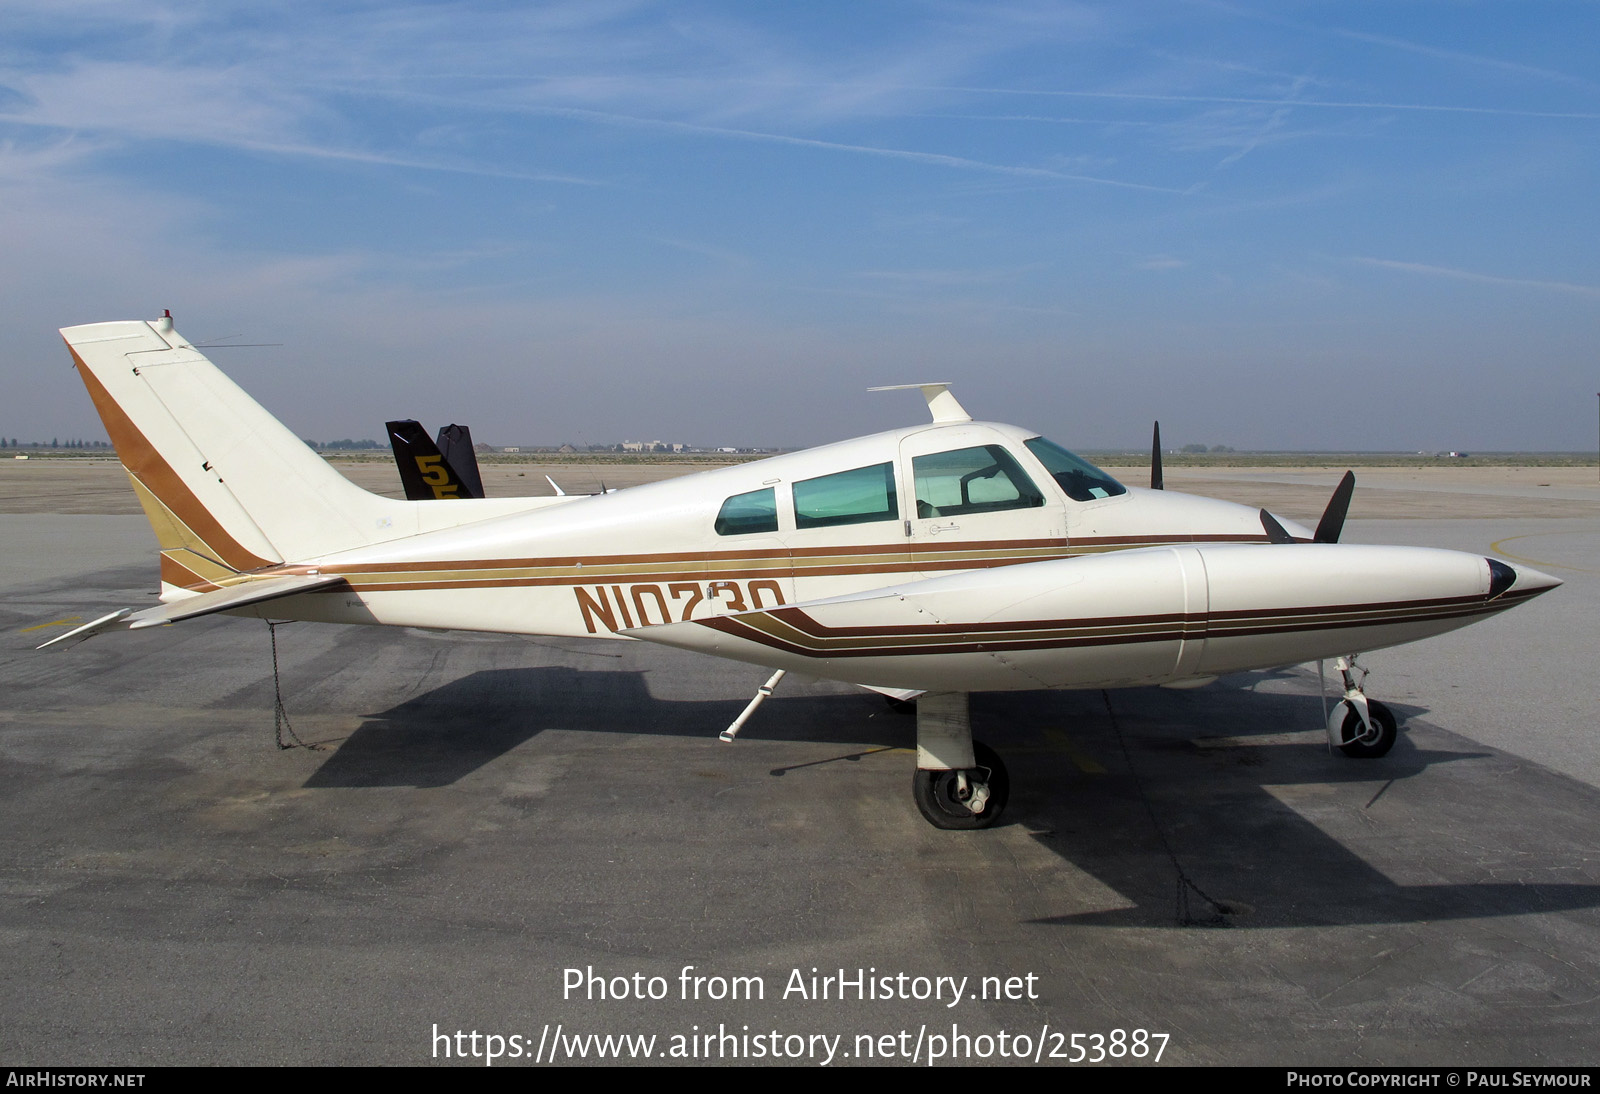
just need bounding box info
[240,420,1304,648]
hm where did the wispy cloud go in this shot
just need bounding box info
[1208,74,1311,169]
[379,75,1600,123]
[914,111,1165,128]
[922,85,1600,121]
[0,59,600,185]
[435,99,1188,192]
[211,138,600,186]
[1189,0,1597,91]
[1352,258,1600,300]
[1313,23,1594,92]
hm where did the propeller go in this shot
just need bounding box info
[1314,471,1356,544]
[1258,470,1356,544]
[1259,509,1295,544]
[1150,421,1164,490]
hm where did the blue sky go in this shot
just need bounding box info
[2,1,1597,450]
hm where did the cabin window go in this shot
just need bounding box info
[1024,437,1127,501]
[912,445,1044,518]
[715,488,779,535]
[793,462,898,529]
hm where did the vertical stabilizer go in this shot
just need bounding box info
[435,423,485,498]
[63,318,415,586]
[386,419,486,500]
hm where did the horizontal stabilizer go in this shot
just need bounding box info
[128,572,348,628]
[38,573,346,649]
[35,609,136,649]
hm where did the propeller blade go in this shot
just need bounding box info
[1150,421,1164,490]
[1314,471,1356,544]
[1260,509,1296,544]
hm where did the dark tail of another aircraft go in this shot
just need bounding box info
[386,420,486,500]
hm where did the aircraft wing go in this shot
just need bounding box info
[37,573,347,649]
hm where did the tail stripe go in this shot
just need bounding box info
[160,551,239,592]
[70,344,276,571]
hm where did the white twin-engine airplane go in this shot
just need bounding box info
[45,315,1560,829]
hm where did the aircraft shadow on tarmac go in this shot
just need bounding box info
[301,663,1600,932]
[300,665,907,788]
[991,681,1600,931]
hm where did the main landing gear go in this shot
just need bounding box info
[724,679,1010,830]
[1324,655,1398,759]
[911,692,1009,829]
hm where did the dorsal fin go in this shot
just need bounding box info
[867,383,972,423]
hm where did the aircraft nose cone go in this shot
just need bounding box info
[1487,557,1562,599]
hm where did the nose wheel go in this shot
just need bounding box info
[1336,698,1397,758]
[1324,655,1400,758]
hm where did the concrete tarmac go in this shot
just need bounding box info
[1,501,1597,1066]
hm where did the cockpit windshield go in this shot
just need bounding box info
[1023,437,1127,502]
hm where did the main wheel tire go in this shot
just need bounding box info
[1338,699,1398,758]
[912,741,1010,829]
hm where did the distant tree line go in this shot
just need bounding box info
[303,438,384,450]
[0,438,112,449]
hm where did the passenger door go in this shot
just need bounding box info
[897,427,1067,578]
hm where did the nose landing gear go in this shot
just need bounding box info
[1324,655,1399,759]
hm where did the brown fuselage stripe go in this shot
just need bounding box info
[688,589,1539,659]
[759,588,1529,640]
[279,533,1288,593]
[312,533,1276,577]
[331,559,1047,592]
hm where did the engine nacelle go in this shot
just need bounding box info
[628,543,1558,693]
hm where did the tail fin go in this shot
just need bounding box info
[386,419,485,500]
[434,423,485,498]
[64,317,414,588]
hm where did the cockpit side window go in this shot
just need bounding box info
[911,445,1044,518]
[1023,437,1127,501]
[715,487,779,535]
[793,462,898,529]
